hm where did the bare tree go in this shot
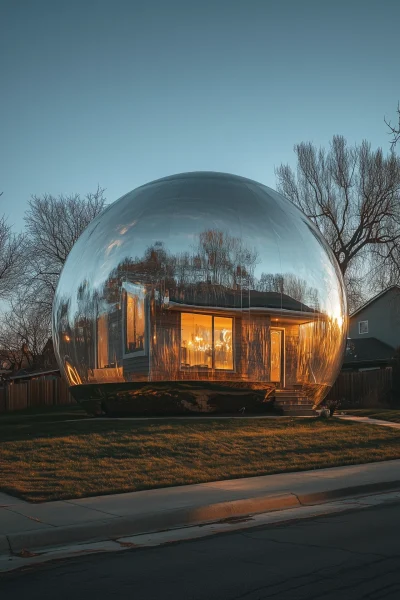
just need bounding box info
[342,254,369,311]
[256,271,320,309]
[0,295,51,372]
[23,186,107,313]
[0,214,25,300]
[275,136,400,281]
[385,103,400,149]
[196,229,259,287]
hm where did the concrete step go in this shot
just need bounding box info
[274,394,310,398]
[274,393,308,397]
[273,388,314,416]
[274,398,312,406]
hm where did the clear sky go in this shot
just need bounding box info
[1,0,399,232]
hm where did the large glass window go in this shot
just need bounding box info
[97,308,123,368]
[214,316,233,370]
[180,313,233,370]
[97,312,109,368]
[123,283,146,356]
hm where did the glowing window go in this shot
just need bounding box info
[180,313,233,370]
[214,316,233,370]
[123,283,146,355]
[97,312,109,368]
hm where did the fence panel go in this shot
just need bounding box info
[326,368,393,408]
[0,370,394,413]
[0,377,75,414]
[7,383,29,411]
[56,378,75,406]
[0,388,6,413]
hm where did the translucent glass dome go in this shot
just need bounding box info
[53,172,347,415]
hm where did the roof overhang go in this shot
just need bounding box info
[166,301,320,323]
[9,369,60,381]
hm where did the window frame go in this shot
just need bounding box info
[358,320,369,335]
[122,282,148,359]
[270,326,286,388]
[96,311,109,369]
[180,311,235,372]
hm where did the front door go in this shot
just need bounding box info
[270,329,284,387]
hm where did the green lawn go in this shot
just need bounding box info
[344,409,400,424]
[1,415,400,503]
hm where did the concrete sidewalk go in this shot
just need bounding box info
[337,414,400,429]
[2,457,400,557]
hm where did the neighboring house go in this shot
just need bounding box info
[40,338,59,370]
[0,347,33,373]
[346,286,400,370]
[0,338,58,377]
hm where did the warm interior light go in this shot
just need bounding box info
[125,290,145,353]
[181,313,233,370]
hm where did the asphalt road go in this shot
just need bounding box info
[2,501,400,599]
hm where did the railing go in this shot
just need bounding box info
[0,377,75,413]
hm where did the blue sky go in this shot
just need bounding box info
[1,0,399,231]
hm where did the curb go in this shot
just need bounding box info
[296,480,400,505]
[4,480,400,556]
[5,493,300,554]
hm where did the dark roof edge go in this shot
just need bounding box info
[9,368,60,380]
[347,337,395,351]
[343,358,394,366]
[167,301,320,319]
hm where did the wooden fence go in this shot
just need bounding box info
[0,368,397,413]
[0,377,75,413]
[325,368,393,408]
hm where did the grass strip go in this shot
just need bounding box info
[1,417,400,502]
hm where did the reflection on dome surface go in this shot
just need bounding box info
[52,172,347,415]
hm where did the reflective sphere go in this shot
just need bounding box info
[53,172,347,415]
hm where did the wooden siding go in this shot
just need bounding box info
[120,303,305,386]
[149,308,180,380]
[123,356,150,381]
[239,313,271,381]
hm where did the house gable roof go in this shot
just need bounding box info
[350,285,400,318]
